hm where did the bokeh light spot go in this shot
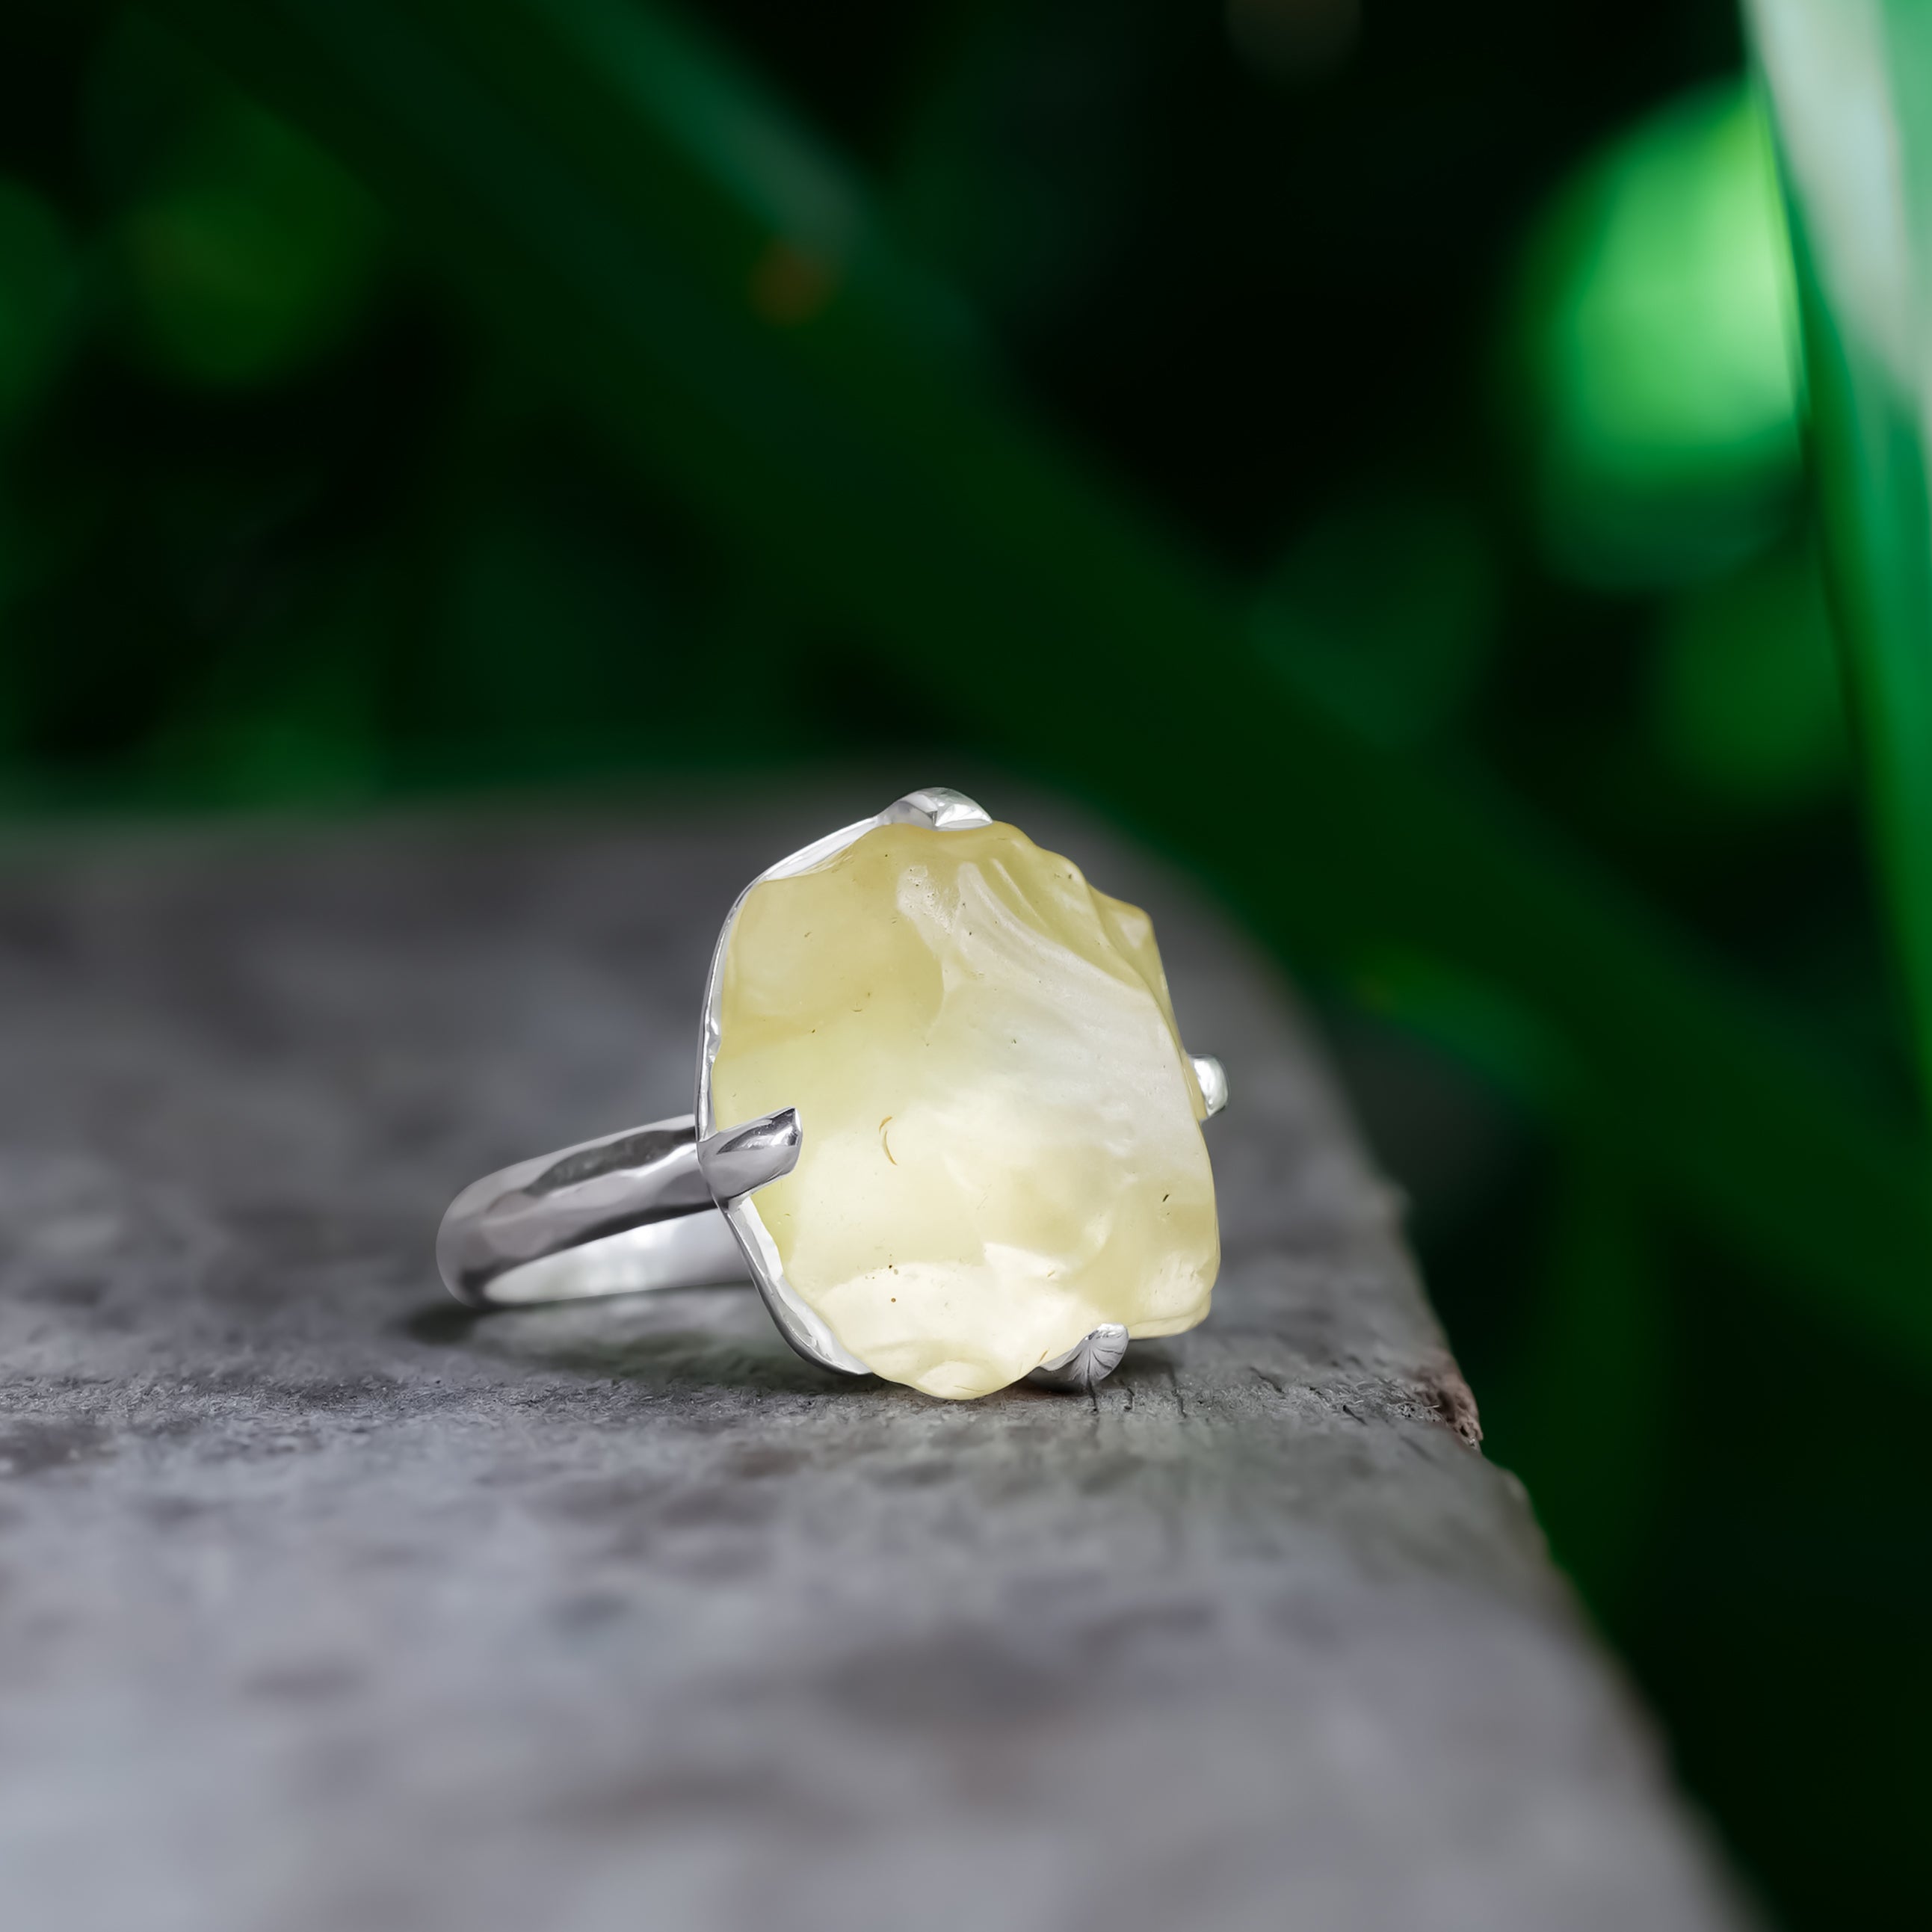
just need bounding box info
[110,99,386,390]
[1515,81,1803,589]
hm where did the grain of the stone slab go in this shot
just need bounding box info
[0,791,1750,1932]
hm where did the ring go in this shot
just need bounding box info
[436,789,1226,1399]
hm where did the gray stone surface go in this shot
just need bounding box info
[0,788,1749,1932]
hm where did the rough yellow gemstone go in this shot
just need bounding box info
[709,819,1219,1399]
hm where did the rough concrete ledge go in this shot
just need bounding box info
[0,791,1750,1932]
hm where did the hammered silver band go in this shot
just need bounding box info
[436,1108,799,1309]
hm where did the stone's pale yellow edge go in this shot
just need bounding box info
[1090,886,1209,1123]
[710,819,1220,1399]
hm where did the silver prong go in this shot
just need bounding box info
[1028,1324,1130,1392]
[1190,1054,1229,1119]
[883,787,993,830]
[697,1107,803,1203]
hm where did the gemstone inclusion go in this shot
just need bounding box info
[709,821,1218,1399]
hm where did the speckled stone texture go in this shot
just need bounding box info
[0,788,1752,1932]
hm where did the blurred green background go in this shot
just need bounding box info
[1,2,1925,1923]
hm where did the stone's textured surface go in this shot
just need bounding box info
[0,800,1754,1932]
[710,821,1219,1398]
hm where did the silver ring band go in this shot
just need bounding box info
[436,1106,800,1304]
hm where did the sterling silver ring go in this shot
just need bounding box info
[436,789,1226,1400]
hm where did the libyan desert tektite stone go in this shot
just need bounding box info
[709,819,1219,1398]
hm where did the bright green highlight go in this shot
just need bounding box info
[1750,0,1932,1121]
[1522,81,1803,586]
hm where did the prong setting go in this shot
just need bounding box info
[1028,1324,1131,1392]
[1190,1054,1229,1119]
[883,787,994,831]
[697,1105,802,1202]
